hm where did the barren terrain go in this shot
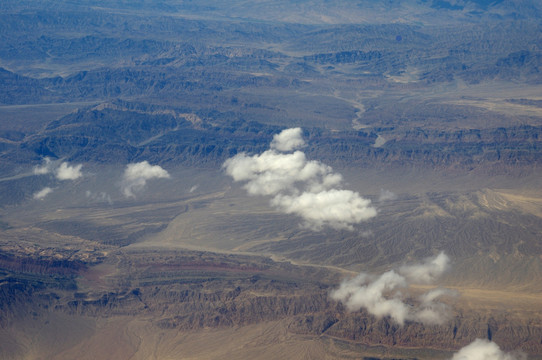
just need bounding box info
[1,0,542,359]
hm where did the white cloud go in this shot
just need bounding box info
[223,128,376,231]
[86,190,113,205]
[372,134,387,148]
[33,157,54,175]
[224,150,341,197]
[33,187,53,200]
[451,339,526,360]
[379,189,397,202]
[270,127,305,152]
[271,189,377,231]
[331,270,411,324]
[121,161,170,198]
[33,158,83,180]
[415,287,455,325]
[330,252,452,325]
[399,252,450,284]
[31,159,82,199]
[56,162,83,180]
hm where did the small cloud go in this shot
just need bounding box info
[189,185,199,193]
[415,288,456,325]
[56,162,83,180]
[270,127,306,152]
[399,252,450,284]
[86,190,113,205]
[33,157,54,175]
[121,161,170,198]
[33,187,53,200]
[379,189,397,202]
[372,135,387,148]
[451,339,526,360]
[330,252,452,326]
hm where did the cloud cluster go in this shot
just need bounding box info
[32,158,83,199]
[330,252,452,325]
[451,339,526,360]
[33,158,83,181]
[223,128,376,230]
[32,158,170,200]
[121,161,170,198]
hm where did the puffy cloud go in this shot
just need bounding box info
[121,161,170,198]
[379,189,397,202]
[56,162,83,180]
[33,157,54,175]
[331,270,411,324]
[224,150,341,197]
[33,187,53,200]
[33,158,83,180]
[451,339,526,360]
[270,127,306,152]
[399,252,450,284]
[330,252,452,325]
[271,189,376,231]
[415,287,455,325]
[223,128,376,231]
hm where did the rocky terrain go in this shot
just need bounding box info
[1,0,542,359]
[1,243,541,359]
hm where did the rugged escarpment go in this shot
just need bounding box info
[1,247,541,358]
[3,101,540,174]
[303,313,542,354]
